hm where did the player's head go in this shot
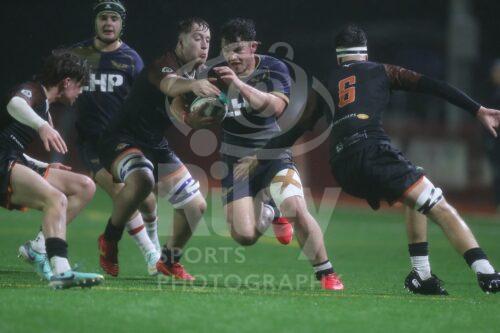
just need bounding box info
[93,0,126,44]
[335,24,368,64]
[175,17,211,66]
[36,51,89,105]
[220,18,259,75]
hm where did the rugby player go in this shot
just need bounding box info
[173,18,344,290]
[97,18,214,280]
[2,51,103,288]
[254,24,500,294]
[18,0,161,277]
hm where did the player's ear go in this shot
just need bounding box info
[250,41,258,52]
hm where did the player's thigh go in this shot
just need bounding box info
[268,167,304,215]
[45,168,95,197]
[224,196,256,229]
[94,167,124,199]
[10,163,62,210]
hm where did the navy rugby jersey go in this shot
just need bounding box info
[0,82,48,151]
[105,50,197,148]
[70,39,143,141]
[217,54,291,157]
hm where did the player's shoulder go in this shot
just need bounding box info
[258,55,288,72]
[149,50,179,74]
[9,81,45,106]
[118,42,142,59]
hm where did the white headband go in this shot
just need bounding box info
[336,46,368,58]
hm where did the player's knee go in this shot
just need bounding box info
[128,170,155,196]
[280,196,307,219]
[231,231,258,246]
[77,175,96,202]
[45,189,68,212]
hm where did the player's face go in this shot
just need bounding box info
[221,40,258,76]
[58,78,84,106]
[95,12,122,43]
[179,24,211,65]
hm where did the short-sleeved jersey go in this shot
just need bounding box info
[219,55,291,157]
[327,61,421,146]
[105,51,196,148]
[0,82,48,151]
[70,39,144,141]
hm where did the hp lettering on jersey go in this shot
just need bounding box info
[84,73,124,92]
[226,98,248,118]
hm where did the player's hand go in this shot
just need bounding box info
[191,79,221,97]
[234,155,258,180]
[48,163,72,171]
[477,106,500,138]
[38,123,68,154]
[213,67,241,87]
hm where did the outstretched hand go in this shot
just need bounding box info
[477,106,500,138]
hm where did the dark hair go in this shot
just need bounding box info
[220,18,256,43]
[93,0,126,20]
[177,17,210,37]
[35,50,89,87]
[335,24,367,49]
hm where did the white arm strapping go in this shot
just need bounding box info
[23,154,49,168]
[6,96,48,130]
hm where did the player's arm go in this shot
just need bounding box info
[213,66,287,117]
[22,153,72,170]
[160,75,220,98]
[384,64,500,137]
[258,91,324,158]
[6,96,67,153]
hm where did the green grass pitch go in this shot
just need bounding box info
[0,189,499,333]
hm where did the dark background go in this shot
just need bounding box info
[1,0,500,206]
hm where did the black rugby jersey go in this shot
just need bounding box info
[0,82,48,151]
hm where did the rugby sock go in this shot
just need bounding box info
[142,212,161,251]
[126,214,156,255]
[46,237,71,275]
[313,260,335,280]
[31,229,46,254]
[463,248,495,274]
[104,218,125,242]
[256,203,274,234]
[408,242,432,280]
[161,246,183,267]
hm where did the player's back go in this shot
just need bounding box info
[327,60,391,146]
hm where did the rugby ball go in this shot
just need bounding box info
[189,93,228,123]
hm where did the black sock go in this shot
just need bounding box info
[161,247,183,267]
[104,219,125,242]
[313,260,335,280]
[45,237,68,260]
[463,247,488,267]
[408,242,429,257]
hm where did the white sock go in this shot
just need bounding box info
[142,215,161,251]
[50,256,71,275]
[31,230,46,253]
[256,204,274,234]
[126,214,156,256]
[471,259,495,274]
[410,256,432,280]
